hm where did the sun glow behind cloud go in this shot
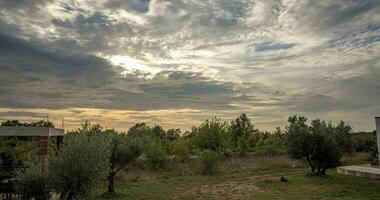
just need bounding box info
[108,55,159,77]
[0,0,379,132]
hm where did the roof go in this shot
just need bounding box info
[0,126,64,137]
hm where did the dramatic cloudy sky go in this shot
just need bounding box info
[0,0,379,131]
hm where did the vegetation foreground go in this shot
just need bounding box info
[0,114,378,199]
[95,154,380,200]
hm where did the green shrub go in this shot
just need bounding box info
[197,149,219,175]
[287,116,348,176]
[170,138,190,161]
[14,159,50,200]
[48,133,111,199]
[191,118,230,152]
[145,139,168,170]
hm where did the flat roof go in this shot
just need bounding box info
[0,126,64,136]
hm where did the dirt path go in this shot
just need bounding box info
[171,174,277,200]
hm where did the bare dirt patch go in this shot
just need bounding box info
[172,175,276,199]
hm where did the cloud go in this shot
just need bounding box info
[0,0,379,131]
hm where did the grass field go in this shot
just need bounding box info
[96,153,380,200]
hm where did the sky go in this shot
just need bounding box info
[0,0,379,132]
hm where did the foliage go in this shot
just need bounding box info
[166,128,181,141]
[197,149,219,175]
[14,159,50,200]
[128,123,153,138]
[106,130,142,193]
[0,137,38,171]
[145,138,168,170]
[230,114,258,154]
[170,138,190,161]
[352,131,377,152]
[1,120,55,128]
[151,125,165,139]
[255,134,286,156]
[286,116,350,176]
[191,118,230,152]
[49,131,111,199]
[334,121,354,153]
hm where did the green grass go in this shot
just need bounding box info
[95,153,380,200]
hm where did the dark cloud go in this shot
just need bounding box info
[0,0,379,131]
[104,0,150,13]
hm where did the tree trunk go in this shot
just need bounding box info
[306,156,315,174]
[321,165,327,175]
[67,191,74,200]
[108,172,116,193]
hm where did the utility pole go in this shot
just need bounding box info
[375,117,380,167]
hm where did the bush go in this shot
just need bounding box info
[14,159,50,200]
[145,139,168,170]
[191,118,230,152]
[49,133,111,199]
[255,136,285,156]
[287,116,346,176]
[170,138,190,161]
[197,149,219,175]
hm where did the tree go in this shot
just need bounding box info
[231,114,256,139]
[334,121,353,153]
[166,128,181,141]
[230,114,258,154]
[191,118,230,152]
[14,159,50,200]
[145,138,168,170]
[151,125,165,139]
[1,120,54,128]
[128,123,152,138]
[106,131,142,193]
[286,116,346,176]
[49,132,111,199]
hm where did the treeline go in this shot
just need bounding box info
[0,115,378,199]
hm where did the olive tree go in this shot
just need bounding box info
[49,132,111,199]
[106,131,142,193]
[14,159,50,200]
[287,116,348,176]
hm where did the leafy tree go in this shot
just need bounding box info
[1,120,54,128]
[49,132,111,199]
[334,121,353,153]
[231,114,256,139]
[106,130,142,193]
[166,128,181,141]
[287,116,346,176]
[191,118,230,152]
[77,120,102,134]
[230,114,257,154]
[170,138,190,161]
[14,158,50,200]
[145,138,168,170]
[128,123,152,138]
[151,125,165,139]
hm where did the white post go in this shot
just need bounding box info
[376,117,380,166]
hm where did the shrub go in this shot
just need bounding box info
[197,149,219,175]
[287,116,346,176]
[48,133,111,199]
[14,159,50,200]
[170,138,190,161]
[191,118,230,152]
[145,139,168,170]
